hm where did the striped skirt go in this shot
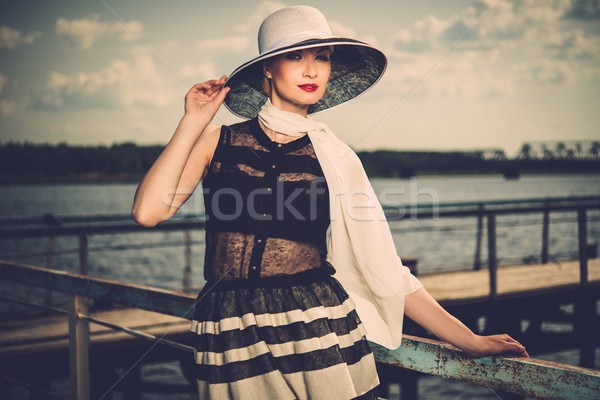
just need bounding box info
[189,270,380,399]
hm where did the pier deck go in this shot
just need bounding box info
[0,259,598,400]
[0,259,597,362]
[0,307,190,362]
[420,258,600,300]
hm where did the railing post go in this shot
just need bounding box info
[183,229,192,292]
[387,383,400,400]
[401,371,419,400]
[473,204,484,270]
[79,232,89,275]
[44,234,54,308]
[541,201,550,264]
[576,208,594,368]
[486,212,501,335]
[577,209,588,287]
[69,295,90,400]
[43,212,61,308]
[487,212,497,299]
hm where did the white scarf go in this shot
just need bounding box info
[258,99,423,349]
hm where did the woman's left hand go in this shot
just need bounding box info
[404,288,529,359]
[465,334,529,358]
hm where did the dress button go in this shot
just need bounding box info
[257,239,262,243]
[277,143,282,148]
[262,213,267,217]
[251,266,257,270]
[266,187,272,192]
[271,164,276,169]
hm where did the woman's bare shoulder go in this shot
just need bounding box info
[203,123,222,137]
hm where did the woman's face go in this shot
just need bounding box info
[264,46,332,116]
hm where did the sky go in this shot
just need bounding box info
[0,0,599,156]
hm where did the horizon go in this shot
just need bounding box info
[3,136,599,160]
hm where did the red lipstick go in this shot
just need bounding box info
[298,84,318,92]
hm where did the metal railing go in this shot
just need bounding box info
[0,260,599,400]
[1,195,599,277]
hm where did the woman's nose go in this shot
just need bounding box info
[302,59,317,79]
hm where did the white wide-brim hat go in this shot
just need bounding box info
[224,5,387,119]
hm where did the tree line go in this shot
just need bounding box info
[0,141,598,184]
[0,141,163,183]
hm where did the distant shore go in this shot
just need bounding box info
[0,173,144,185]
[2,169,600,185]
[1,141,599,185]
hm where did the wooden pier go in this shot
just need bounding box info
[0,258,598,399]
[410,259,600,358]
[2,259,597,360]
[420,258,600,300]
[0,306,190,362]
[0,304,193,399]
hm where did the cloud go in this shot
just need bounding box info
[0,72,6,94]
[329,20,357,39]
[179,63,217,80]
[391,0,576,52]
[329,20,380,47]
[384,0,600,98]
[0,25,42,48]
[513,58,600,84]
[197,0,286,55]
[55,15,143,49]
[35,46,179,110]
[0,72,16,115]
[542,28,600,59]
[565,0,600,19]
[0,100,16,116]
[382,49,514,99]
[193,1,380,59]
[234,0,288,34]
[513,59,576,84]
[197,36,250,53]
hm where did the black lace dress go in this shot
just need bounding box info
[190,118,379,399]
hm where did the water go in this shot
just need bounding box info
[1,174,599,399]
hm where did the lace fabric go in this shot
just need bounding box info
[202,118,330,281]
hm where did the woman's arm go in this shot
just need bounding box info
[131,76,229,227]
[404,287,529,358]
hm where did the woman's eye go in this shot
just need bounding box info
[286,53,302,60]
[317,55,330,61]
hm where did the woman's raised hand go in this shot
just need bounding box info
[184,75,230,119]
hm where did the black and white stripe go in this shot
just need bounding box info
[190,276,379,399]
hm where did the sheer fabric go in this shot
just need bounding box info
[201,118,331,281]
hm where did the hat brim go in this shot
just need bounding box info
[223,37,387,119]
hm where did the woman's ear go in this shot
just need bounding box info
[261,63,272,96]
[262,63,272,79]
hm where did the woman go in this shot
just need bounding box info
[132,5,528,399]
